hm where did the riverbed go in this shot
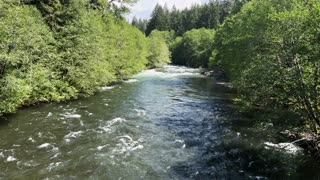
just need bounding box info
[0,66,319,179]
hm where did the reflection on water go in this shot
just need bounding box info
[0,65,319,179]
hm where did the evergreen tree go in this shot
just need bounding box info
[146,4,167,35]
[146,0,242,36]
[131,17,148,33]
[131,16,138,26]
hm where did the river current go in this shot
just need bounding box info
[0,66,319,179]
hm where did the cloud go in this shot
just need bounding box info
[125,0,208,21]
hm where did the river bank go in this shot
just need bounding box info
[206,68,320,166]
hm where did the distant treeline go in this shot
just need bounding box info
[0,0,170,115]
[132,0,249,36]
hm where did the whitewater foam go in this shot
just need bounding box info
[111,135,144,157]
[80,120,84,127]
[124,79,138,83]
[47,162,62,171]
[60,113,81,119]
[99,126,111,133]
[98,118,127,134]
[97,145,108,151]
[107,118,127,126]
[51,153,61,159]
[264,142,302,154]
[135,66,204,79]
[7,156,17,162]
[47,112,53,117]
[100,86,115,91]
[28,137,36,143]
[134,109,146,116]
[38,143,52,149]
[64,131,83,139]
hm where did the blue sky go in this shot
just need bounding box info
[125,0,208,21]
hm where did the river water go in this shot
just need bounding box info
[0,65,319,179]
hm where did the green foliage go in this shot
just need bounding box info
[147,30,171,68]
[0,0,149,115]
[147,30,175,47]
[106,19,149,78]
[172,28,216,68]
[212,0,320,127]
[0,75,32,114]
[0,3,72,113]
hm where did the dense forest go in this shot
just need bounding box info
[132,0,249,36]
[132,0,320,133]
[0,0,171,115]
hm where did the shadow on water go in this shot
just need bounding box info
[0,116,10,127]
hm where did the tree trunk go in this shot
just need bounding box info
[294,55,320,128]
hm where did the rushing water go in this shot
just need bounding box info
[0,65,319,179]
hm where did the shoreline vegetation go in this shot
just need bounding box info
[0,0,171,116]
[1,0,319,162]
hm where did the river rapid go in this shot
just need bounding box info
[0,65,319,179]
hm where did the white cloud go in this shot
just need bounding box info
[126,0,208,21]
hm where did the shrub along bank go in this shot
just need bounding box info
[0,0,171,115]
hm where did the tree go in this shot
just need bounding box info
[146,1,242,36]
[22,0,76,31]
[211,0,320,129]
[131,16,138,26]
[147,30,171,68]
[146,4,167,35]
[131,17,148,33]
[107,0,138,17]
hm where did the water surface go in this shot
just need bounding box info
[0,66,319,179]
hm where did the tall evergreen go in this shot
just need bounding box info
[146,4,166,35]
[145,0,244,36]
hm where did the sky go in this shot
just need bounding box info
[125,0,208,21]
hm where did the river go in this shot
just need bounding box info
[0,65,319,179]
